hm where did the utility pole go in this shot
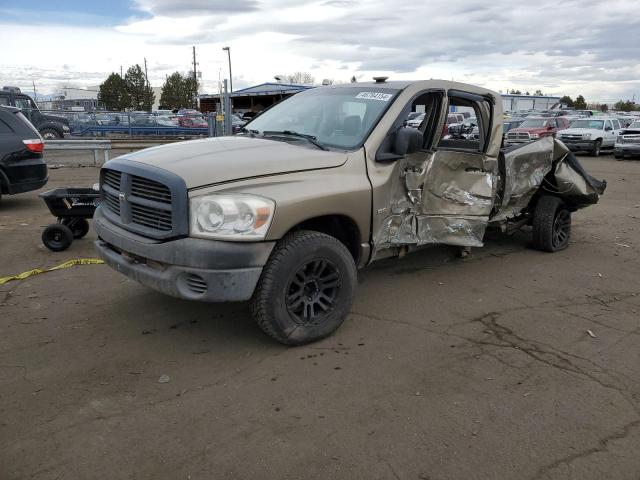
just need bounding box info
[144,58,149,86]
[192,46,198,109]
[120,65,123,77]
[32,80,37,101]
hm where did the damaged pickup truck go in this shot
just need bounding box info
[94,79,606,345]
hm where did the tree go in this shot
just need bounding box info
[559,95,574,107]
[285,72,315,84]
[160,72,197,110]
[125,64,155,111]
[613,100,635,112]
[350,75,357,83]
[98,73,129,111]
[534,89,544,96]
[599,104,609,112]
[574,95,587,110]
[525,91,530,96]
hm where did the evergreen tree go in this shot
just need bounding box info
[98,73,129,111]
[559,95,574,107]
[574,95,587,110]
[160,72,196,110]
[125,64,155,111]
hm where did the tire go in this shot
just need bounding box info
[39,128,62,140]
[61,218,90,239]
[532,196,571,252]
[251,230,357,346]
[42,224,73,252]
[591,139,602,157]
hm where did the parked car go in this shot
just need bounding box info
[178,114,208,128]
[558,117,622,156]
[0,86,70,139]
[614,120,640,160]
[502,119,524,140]
[94,79,605,345]
[406,112,426,128]
[505,117,570,145]
[0,106,47,202]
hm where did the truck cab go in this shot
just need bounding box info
[505,117,569,145]
[94,79,605,345]
[0,87,70,139]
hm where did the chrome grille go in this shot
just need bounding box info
[103,169,121,190]
[100,165,183,239]
[131,175,172,204]
[561,134,583,141]
[130,203,172,231]
[620,135,640,144]
[507,132,530,141]
[103,190,121,215]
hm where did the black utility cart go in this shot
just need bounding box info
[40,188,100,251]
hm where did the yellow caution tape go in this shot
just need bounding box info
[0,258,104,286]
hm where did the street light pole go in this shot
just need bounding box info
[222,46,232,93]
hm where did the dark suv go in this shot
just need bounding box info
[0,87,70,139]
[0,106,48,202]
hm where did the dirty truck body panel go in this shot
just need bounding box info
[94,79,605,344]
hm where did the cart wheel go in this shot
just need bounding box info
[42,224,74,252]
[62,218,90,239]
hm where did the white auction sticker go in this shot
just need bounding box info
[355,92,393,102]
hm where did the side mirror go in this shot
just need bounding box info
[393,127,423,156]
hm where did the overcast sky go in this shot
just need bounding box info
[1,0,639,102]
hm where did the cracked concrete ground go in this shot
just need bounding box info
[1,153,639,480]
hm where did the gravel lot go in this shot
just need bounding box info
[1,151,639,480]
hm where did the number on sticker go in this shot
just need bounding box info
[355,92,393,102]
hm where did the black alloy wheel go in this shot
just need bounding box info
[286,259,342,325]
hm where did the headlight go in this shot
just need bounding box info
[582,133,592,140]
[63,125,70,132]
[529,133,539,139]
[190,194,274,240]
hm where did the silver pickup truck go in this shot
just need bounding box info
[94,79,605,345]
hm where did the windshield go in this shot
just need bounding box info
[520,119,549,128]
[247,86,399,150]
[629,121,640,129]
[570,120,604,129]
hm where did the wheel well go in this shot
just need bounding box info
[286,215,361,263]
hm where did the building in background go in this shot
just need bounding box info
[198,82,315,114]
[501,94,561,113]
[39,85,102,111]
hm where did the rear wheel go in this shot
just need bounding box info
[61,218,90,239]
[42,224,73,251]
[532,196,571,252]
[251,230,357,345]
[591,139,602,157]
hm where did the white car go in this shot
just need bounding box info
[557,117,622,156]
[615,120,640,160]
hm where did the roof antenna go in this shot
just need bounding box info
[373,76,388,84]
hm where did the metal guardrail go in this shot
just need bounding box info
[45,139,111,165]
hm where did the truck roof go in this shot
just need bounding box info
[330,79,500,99]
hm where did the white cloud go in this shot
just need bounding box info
[0,0,638,102]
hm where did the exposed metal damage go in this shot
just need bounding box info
[373,136,605,254]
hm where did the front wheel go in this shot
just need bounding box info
[532,196,571,252]
[251,230,357,345]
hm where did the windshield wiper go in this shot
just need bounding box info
[262,130,329,151]
[239,127,260,137]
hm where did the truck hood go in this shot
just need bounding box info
[558,128,601,136]
[43,113,69,125]
[120,136,348,189]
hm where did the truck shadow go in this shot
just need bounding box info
[118,227,534,347]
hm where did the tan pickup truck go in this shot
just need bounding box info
[94,79,605,345]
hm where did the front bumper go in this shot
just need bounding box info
[561,140,596,152]
[614,145,640,158]
[94,208,276,302]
